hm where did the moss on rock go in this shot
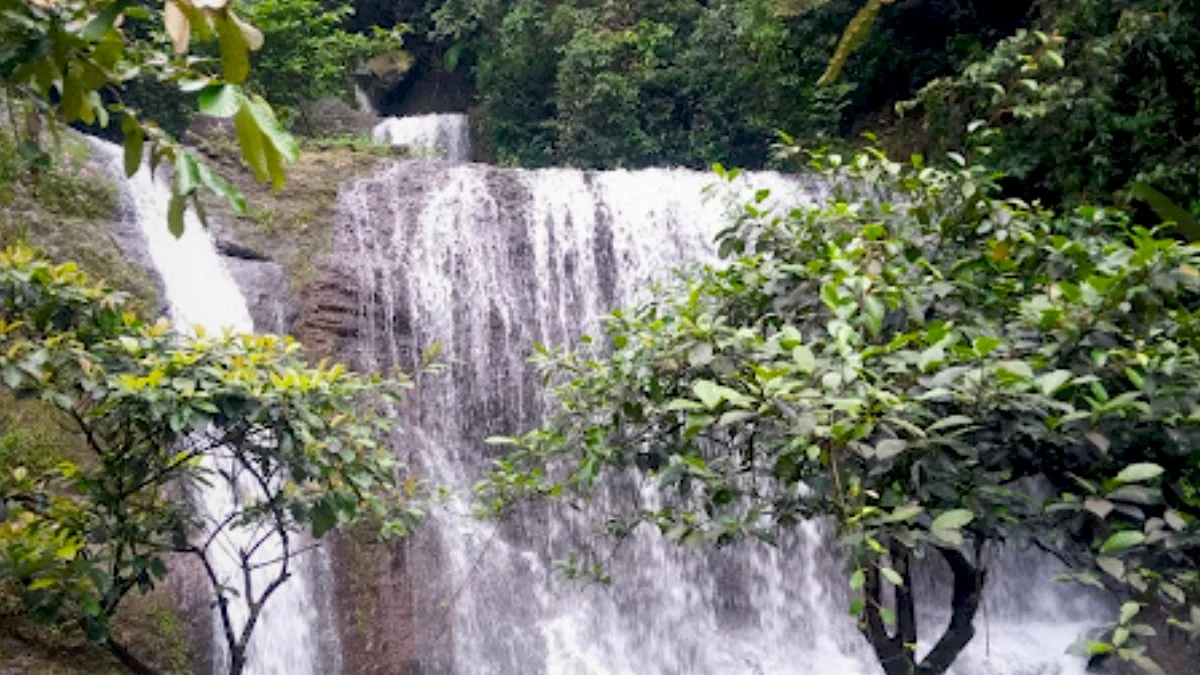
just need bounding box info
[0,130,159,315]
[193,130,399,291]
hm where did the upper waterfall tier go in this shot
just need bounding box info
[373,114,471,162]
[322,158,1105,675]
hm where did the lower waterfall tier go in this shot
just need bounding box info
[316,159,1106,675]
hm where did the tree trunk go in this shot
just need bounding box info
[915,547,986,675]
[858,545,986,675]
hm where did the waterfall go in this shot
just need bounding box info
[331,144,1109,674]
[86,137,339,675]
[372,113,471,162]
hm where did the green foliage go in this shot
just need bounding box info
[237,0,404,127]
[420,0,1028,169]
[900,0,1200,209]
[479,150,1200,674]
[0,128,160,313]
[0,246,429,672]
[0,0,304,233]
[434,0,856,168]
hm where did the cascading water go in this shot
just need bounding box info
[331,115,1109,675]
[372,113,471,162]
[86,137,339,675]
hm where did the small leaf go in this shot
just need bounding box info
[1115,463,1163,484]
[883,504,922,523]
[1164,510,1186,531]
[849,568,865,591]
[688,343,714,368]
[483,436,519,446]
[792,345,816,373]
[927,415,973,432]
[931,509,974,531]
[1119,601,1141,625]
[874,438,907,460]
[881,567,904,587]
[692,380,723,409]
[1100,530,1145,554]
[1086,431,1110,454]
[1160,582,1186,604]
[1085,497,1113,519]
[168,192,186,238]
[931,527,963,546]
[1096,556,1125,580]
[1128,654,1167,675]
[718,410,756,426]
[996,360,1033,379]
[1036,369,1073,396]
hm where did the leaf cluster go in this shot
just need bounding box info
[1,0,303,234]
[480,149,1200,672]
[0,245,426,654]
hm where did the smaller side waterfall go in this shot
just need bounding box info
[373,113,471,162]
[86,137,339,675]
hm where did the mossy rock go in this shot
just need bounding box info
[0,130,159,315]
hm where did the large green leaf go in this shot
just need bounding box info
[233,102,270,183]
[217,14,251,84]
[167,192,186,239]
[246,95,299,162]
[197,83,244,118]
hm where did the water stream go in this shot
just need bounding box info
[87,137,336,675]
[337,115,1107,675]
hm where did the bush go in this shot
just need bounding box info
[900,0,1200,209]
[480,149,1200,674]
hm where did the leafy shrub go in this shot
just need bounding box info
[0,246,430,674]
[237,0,405,128]
[901,0,1200,209]
[480,149,1200,674]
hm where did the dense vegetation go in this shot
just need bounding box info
[408,0,1029,168]
[0,245,429,674]
[481,146,1200,674]
[390,0,1199,213]
[4,0,1200,673]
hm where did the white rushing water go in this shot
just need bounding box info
[373,113,471,162]
[332,131,1108,674]
[86,137,337,675]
